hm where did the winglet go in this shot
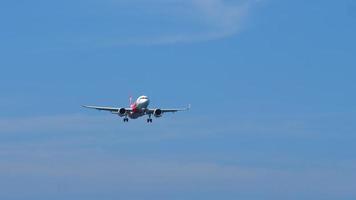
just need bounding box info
[187,104,191,110]
[82,105,95,109]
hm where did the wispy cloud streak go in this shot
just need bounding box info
[107,0,257,45]
[0,114,113,134]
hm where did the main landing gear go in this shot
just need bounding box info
[147,115,153,123]
[123,118,129,122]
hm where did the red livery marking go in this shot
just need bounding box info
[131,103,137,112]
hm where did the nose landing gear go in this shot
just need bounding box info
[123,118,129,122]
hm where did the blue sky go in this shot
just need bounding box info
[0,0,356,199]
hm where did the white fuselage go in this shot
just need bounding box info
[128,96,150,119]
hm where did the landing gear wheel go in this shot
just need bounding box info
[147,118,153,123]
[123,118,129,122]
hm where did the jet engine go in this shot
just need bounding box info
[154,109,162,117]
[118,108,127,117]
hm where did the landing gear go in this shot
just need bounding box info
[123,118,129,122]
[147,114,153,123]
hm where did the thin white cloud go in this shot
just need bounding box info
[0,114,113,134]
[107,0,257,45]
[1,152,355,197]
[0,113,355,198]
[0,112,323,139]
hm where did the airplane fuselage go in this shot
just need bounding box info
[128,96,150,119]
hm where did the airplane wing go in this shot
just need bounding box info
[82,105,132,112]
[146,104,191,114]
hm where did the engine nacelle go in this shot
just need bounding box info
[118,108,127,117]
[154,109,162,117]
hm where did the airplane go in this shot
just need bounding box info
[83,95,190,123]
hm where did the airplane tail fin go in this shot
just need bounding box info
[129,95,133,106]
